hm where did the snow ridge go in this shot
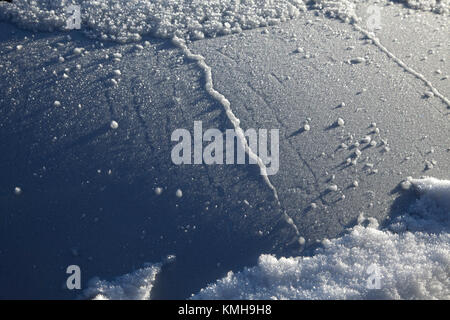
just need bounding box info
[171,36,301,239]
[353,24,450,109]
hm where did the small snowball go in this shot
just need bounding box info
[14,187,22,195]
[73,47,83,55]
[154,187,163,195]
[303,124,310,131]
[424,91,434,98]
[298,237,306,246]
[53,100,61,107]
[336,118,345,127]
[364,163,374,169]
[327,184,338,192]
[400,180,412,190]
[110,120,119,130]
[175,189,183,198]
[350,57,365,64]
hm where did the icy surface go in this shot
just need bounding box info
[0,0,449,300]
[192,177,450,300]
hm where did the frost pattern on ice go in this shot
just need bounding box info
[192,177,450,300]
[83,263,162,300]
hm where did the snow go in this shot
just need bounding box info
[0,0,307,42]
[1,1,447,43]
[110,120,119,130]
[84,263,162,300]
[327,184,338,192]
[0,0,449,300]
[192,177,450,300]
[82,177,450,300]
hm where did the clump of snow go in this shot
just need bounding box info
[73,47,83,55]
[0,0,308,42]
[154,187,163,196]
[350,57,365,64]
[1,1,447,42]
[192,177,450,300]
[84,263,162,300]
[327,184,338,192]
[396,0,450,14]
[176,189,183,198]
[110,120,119,130]
[14,186,22,195]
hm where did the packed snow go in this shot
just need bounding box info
[193,177,450,299]
[84,263,162,300]
[0,1,448,43]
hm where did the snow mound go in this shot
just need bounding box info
[83,263,162,300]
[397,0,450,14]
[0,0,307,42]
[1,1,447,43]
[82,178,449,300]
[192,177,450,300]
